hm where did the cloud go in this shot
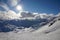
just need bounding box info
[0,10,24,20]
[8,10,22,19]
[20,11,35,17]
[0,10,56,20]
[0,3,9,11]
[8,0,21,7]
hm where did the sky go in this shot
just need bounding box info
[0,0,60,14]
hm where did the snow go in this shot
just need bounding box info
[0,17,60,40]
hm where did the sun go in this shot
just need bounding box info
[16,5,23,11]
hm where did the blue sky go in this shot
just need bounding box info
[0,0,60,14]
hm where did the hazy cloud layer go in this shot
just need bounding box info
[8,0,21,7]
[0,3,9,11]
